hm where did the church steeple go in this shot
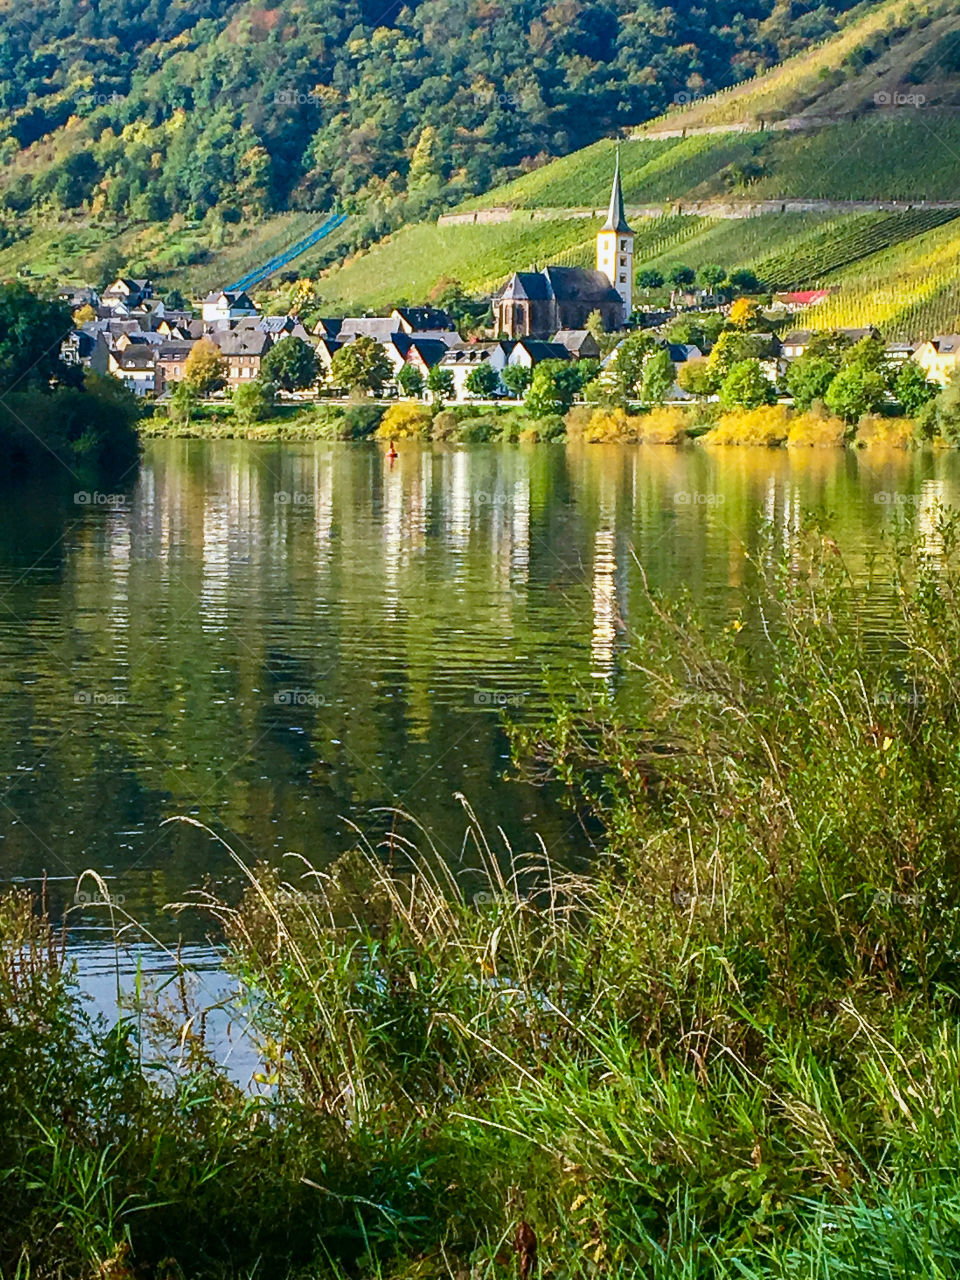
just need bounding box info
[596,147,634,326]
[601,147,632,234]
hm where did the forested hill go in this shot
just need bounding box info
[1,0,864,237]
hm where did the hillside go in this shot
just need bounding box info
[310,0,960,335]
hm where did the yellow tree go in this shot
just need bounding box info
[184,338,226,395]
[729,298,760,329]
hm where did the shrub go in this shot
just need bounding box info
[375,402,430,440]
[584,407,642,443]
[455,416,498,443]
[785,409,848,448]
[854,413,917,449]
[340,403,385,438]
[430,409,459,441]
[704,403,791,446]
[640,406,690,444]
[564,405,595,443]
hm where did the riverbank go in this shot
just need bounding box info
[5,518,960,1278]
[141,397,943,448]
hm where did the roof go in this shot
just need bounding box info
[497,272,553,302]
[313,318,343,337]
[513,340,571,363]
[112,347,156,368]
[157,340,196,359]
[774,289,831,305]
[202,290,255,308]
[928,334,960,354]
[543,266,622,304]
[393,306,456,332]
[339,316,397,339]
[215,330,271,357]
[664,343,702,362]
[601,151,632,235]
[396,335,449,367]
[440,345,497,366]
[781,330,814,346]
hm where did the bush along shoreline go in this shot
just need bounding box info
[140,390,960,450]
[7,519,960,1277]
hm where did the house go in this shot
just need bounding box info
[313,337,342,374]
[338,317,399,342]
[553,330,601,360]
[438,344,510,399]
[506,340,572,369]
[107,346,157,396]
[389,334,451,377]
[61,328,109,373]
[201,290,258,323]
[772,289,831,310]
[664,343,703,364]
[156,340,197,392]
[213,329,272,389]
[391,307,457,334]
[59,284,100,309]
[913,335,960,385]
[781,326,880,362]
[102,277,154,310]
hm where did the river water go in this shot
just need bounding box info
[0,438,952,983]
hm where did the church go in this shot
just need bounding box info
[492,156,634,339]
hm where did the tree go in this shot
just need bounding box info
[667,264,695,289]
[676,358,717,398]
[786,355,838,410]
[609,332,658,397]
[726,268,761,295]
[525,360,581,417]
[840,336,891,386]
[697,264,726,292]
[397,364,424,398]
[707,330,768,384]
[184,337,226,395]
[729,298,761,329]
[426,365,454,404]
[0,281,76,393]
[501,364,531,399]
[330,336,393,395]
[464,362,500,398]
[823,365,887,423]
[895,361,938,415]
[73,303,97,326]
[261,336,320,393]
[165,289,187,311]
[640,350,676,405]
[233,379,276,424]
[167,380,199,426]
[719,360,777,410]
[635,269,664,291]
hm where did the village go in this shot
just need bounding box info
[53,164,960,413]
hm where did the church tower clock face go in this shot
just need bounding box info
[597,149,633,323]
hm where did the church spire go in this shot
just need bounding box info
[601,147,632,234]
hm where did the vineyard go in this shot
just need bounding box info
[749,209,960,289]
[801,218,960,335]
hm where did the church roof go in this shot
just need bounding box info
[601,152,632,234]
[542,266,622,304]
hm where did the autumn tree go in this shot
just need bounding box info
[184,338,226,395]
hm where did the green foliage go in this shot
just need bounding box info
[609,332,659,397]
[786,354,838,410]
[707,329,770,382]
[426,365,454,405]
[525,360,581,417]
[260,337,320,393]
[640,349,676,405]
[501,364,531,399]
[0,281,76,393]
[396,364,424,398]
[330,337,393,395]
[232,379,277,424]
[167,380,199,426]
[824,364,888,422]
[340,403,385,439]
[464,362,500,398]
[718,358,777,409]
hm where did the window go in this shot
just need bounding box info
[619,275,626,283]
[620,239,627,250]
[619,256,625,266]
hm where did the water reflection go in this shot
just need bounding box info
[0,440,955,966]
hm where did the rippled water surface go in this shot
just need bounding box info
[0,438,954,972]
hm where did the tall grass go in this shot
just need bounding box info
[7,519,960,1276]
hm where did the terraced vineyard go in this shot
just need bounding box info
[802,218,960,336]
[539,215,720,272]
[750,209,960,289]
